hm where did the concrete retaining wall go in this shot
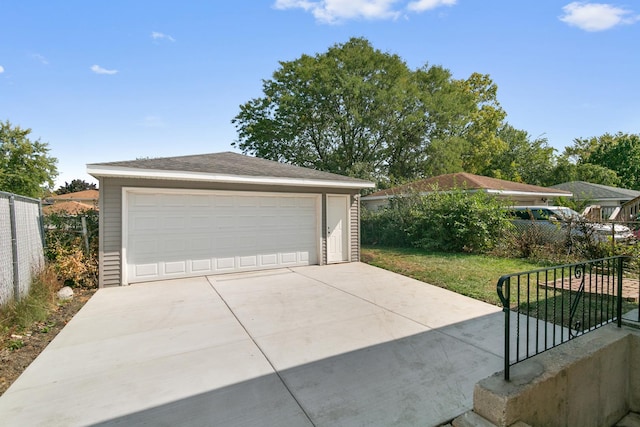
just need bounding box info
[472,325,639,427]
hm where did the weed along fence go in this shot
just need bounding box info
[496,256,639,381]
[0,191,45,306]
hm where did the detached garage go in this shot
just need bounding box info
[87,152,374,287]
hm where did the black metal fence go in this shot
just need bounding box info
[496,256,639,381]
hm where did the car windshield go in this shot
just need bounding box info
[548,207,581,220]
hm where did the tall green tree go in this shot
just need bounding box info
[456,73,506,174]
[561,132,637,188]
[233,37,505,185]
[483,124,556,186]
[584,133,640,190]
[547,157,620,187]
[55,179,97,195]
[0,120,58,198]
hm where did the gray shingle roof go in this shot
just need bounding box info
[364,172,571,198]
[550,181,640,201]
[89,151,373,186]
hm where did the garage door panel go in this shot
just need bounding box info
[189,194,212,207]
[191,259,213,272]
[164,261,187,275]
[161,194,186,207]
[133,194,158,207]
[132,216,158,232]
[260,253,278,266]
[134,263,159,278]
[127,191,319,282]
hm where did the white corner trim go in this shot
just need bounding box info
[87,165,375,189]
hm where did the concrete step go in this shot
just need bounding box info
[451,410,534,427]
[615,412,640,427]
[452,411,497,427]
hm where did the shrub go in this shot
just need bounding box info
[361,198,414,247]
[407,189,511,253]
[362,189,511,253]
[44,210,98,288]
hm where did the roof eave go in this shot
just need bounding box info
[362,188,573,201]
[484,189,573,197]
[87,165,375,190]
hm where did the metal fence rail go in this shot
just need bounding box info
[0,191,45,307]
[496,256,636,381]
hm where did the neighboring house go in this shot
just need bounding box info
[361,172,572,211]
[550,181,640,220]
[42,189,99,215]
[87,152,374,287]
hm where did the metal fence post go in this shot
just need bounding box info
[39,201,46,251]
[8,195,20,302]
[617,256,623,328]
[81,216,90,255]
[497,275,511,381]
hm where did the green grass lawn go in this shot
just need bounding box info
[362,246,638,330]
[361,246,545,306]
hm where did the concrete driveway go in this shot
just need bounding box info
[0,263,507,426]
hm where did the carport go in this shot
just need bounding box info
[0,263,507,426]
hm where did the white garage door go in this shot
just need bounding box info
[125,190,319,283]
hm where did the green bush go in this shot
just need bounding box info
[44,210,99,288]
[362,189,511,253]
[361,198,414,247]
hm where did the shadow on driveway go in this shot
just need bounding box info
[0,263,545,426]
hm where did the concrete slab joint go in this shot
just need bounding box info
[0,263,506,427]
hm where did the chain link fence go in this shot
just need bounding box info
[0,191,45,307]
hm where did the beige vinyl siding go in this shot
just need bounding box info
[99,177,361,287]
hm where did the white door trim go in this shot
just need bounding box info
[326,194,350,264]
[121,187,322,284]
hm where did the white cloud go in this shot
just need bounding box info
[274,0,452,23]
[31,53,49,65]
[0,66,4,74]
[90,64,118,75]
[141,115,165,128]
[560,2,640,31]
[407,0,455,13]
[151,31,175,42]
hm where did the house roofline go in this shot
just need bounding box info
[362,188,573,201]
[87,165,375,190]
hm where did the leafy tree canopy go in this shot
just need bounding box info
[483,124,557,186]
[561,132,639,188]
[55,179,97,195]
[233,37,505,185]
[0,120,58,198]
[581,133,640,190]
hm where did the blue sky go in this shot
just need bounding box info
[1,1,639,188]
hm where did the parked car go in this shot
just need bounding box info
[506,206,635,242]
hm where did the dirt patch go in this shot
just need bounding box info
[0,288,96,396]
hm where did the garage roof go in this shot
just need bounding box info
[88,151,374,189]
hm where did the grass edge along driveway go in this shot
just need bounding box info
[361,246,545,307]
